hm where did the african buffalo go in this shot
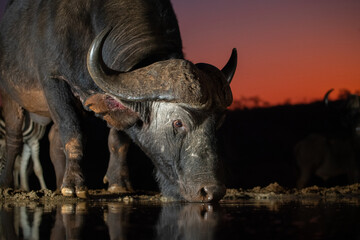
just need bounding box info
[295,91,360,188]
[0,0,237,202]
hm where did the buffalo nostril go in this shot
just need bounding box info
[200,187,207,196]
[201,185,226,202]
[203,186,214,201]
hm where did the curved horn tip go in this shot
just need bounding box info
[222,48,238,84]
[231,48,238,57]
[324,88,334,106]
[325,88,334,95]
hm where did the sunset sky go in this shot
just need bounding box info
[1,0,359,106]
[172,0,360,105]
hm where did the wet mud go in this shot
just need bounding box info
[1,182,360,205]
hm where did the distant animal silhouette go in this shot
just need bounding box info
[295,90,360,188]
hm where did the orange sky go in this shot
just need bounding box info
[172,0,360,105]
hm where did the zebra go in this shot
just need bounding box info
[0,110,47,191]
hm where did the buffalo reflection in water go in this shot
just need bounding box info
[156,204,219,240]
[0,202,220,239]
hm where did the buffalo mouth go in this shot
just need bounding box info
[178,181,226,203]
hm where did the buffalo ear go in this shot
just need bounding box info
[84,93,109,114]
[84,94,139,130]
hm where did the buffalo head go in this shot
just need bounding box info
[85,28,237,202]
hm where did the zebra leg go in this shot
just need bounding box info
[31,207,43,240]
[19,206,31,239]
[20,144,31,191]
[0,91,24,188]
[29,140,47,190]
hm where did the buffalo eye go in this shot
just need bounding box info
[172,119,186,134]
[173,119,183,128]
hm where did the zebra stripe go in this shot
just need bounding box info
[0,114,46,143]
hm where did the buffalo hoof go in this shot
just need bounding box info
[61,187,75,197]
[61,202,87,214]
[75,188,88,199]
[61,204,75,214]
[108,184,132,193]
[75,202,88,213]
[61,187,88,198]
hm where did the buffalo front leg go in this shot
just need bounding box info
[104,128,133,193]
[0,91,24,188]
[43,78,86,198]
[49,124,66,190]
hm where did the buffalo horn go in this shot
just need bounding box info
[87,27,205,105]
[221,48,237,84]
[324,88,334,106]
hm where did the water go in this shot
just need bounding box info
[1,199,360,239]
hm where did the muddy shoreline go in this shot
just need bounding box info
[1,182,360,206]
